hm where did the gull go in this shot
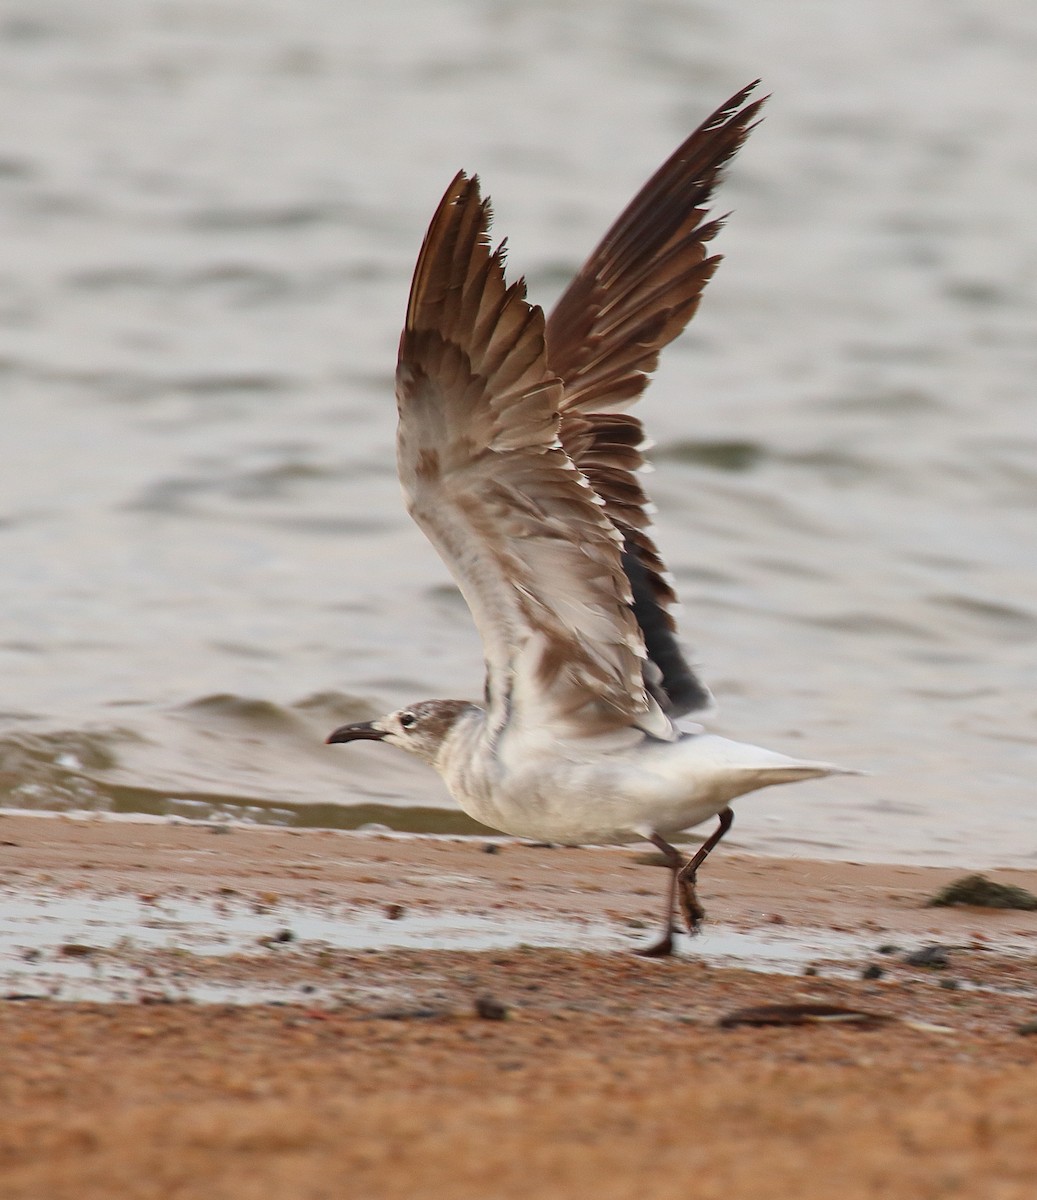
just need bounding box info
[328,83,855,956]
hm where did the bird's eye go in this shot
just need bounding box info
[399,711,417,729]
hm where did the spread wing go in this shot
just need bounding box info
[548,82,764,716]
[396,172,672,741]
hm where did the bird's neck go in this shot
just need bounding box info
[433,703,491,792]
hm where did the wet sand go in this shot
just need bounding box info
[1,813,1036,1199]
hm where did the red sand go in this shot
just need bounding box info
[1,814,1036,1200]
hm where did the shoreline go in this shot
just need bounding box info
[1,812,1036,1199]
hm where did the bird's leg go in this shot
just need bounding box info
[634,833,685,958]
[676,807,734,935]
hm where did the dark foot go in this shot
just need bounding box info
[672,807,734,935]
[677,874,706,935]
[635,929,676,958]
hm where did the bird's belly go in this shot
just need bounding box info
[444,755,725,846]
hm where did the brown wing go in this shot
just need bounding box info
[547,82,764,715]
[396,172,672,740]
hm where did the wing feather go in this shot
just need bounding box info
[397,173,671,739]
[549,83,764,715]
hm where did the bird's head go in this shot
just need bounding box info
[326,699,475,766]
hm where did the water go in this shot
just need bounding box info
[2,0,1037,865]
[0,887,872,1003]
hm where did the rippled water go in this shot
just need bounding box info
[3,1,1037,864]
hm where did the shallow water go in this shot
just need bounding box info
[0,887,872,1003]
[2,1,1037,865]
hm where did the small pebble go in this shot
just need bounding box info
[258,929,295,947]
[59,944,96,958]
[939,978,960,991]
[475,996,509,1021]
[1016,1020,1037,1037]
[373,1007,443,1021]
[482,843,500,854]
[384,903,405,920]
[861,964,884,981]
[904,945,950,969]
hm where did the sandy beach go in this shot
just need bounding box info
[4,5,1037,1198]
[1,813,1036,1199]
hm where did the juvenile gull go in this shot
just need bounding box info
[328,83,855,956]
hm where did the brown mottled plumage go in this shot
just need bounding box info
[550,82,764,714]
[397,171,651,738]
[395,85,764,736]
[329,84,855,957]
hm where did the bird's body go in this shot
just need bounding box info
[329,83,855,954]
[420,702,839,848]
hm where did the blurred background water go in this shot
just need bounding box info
[2,0,1036,864]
